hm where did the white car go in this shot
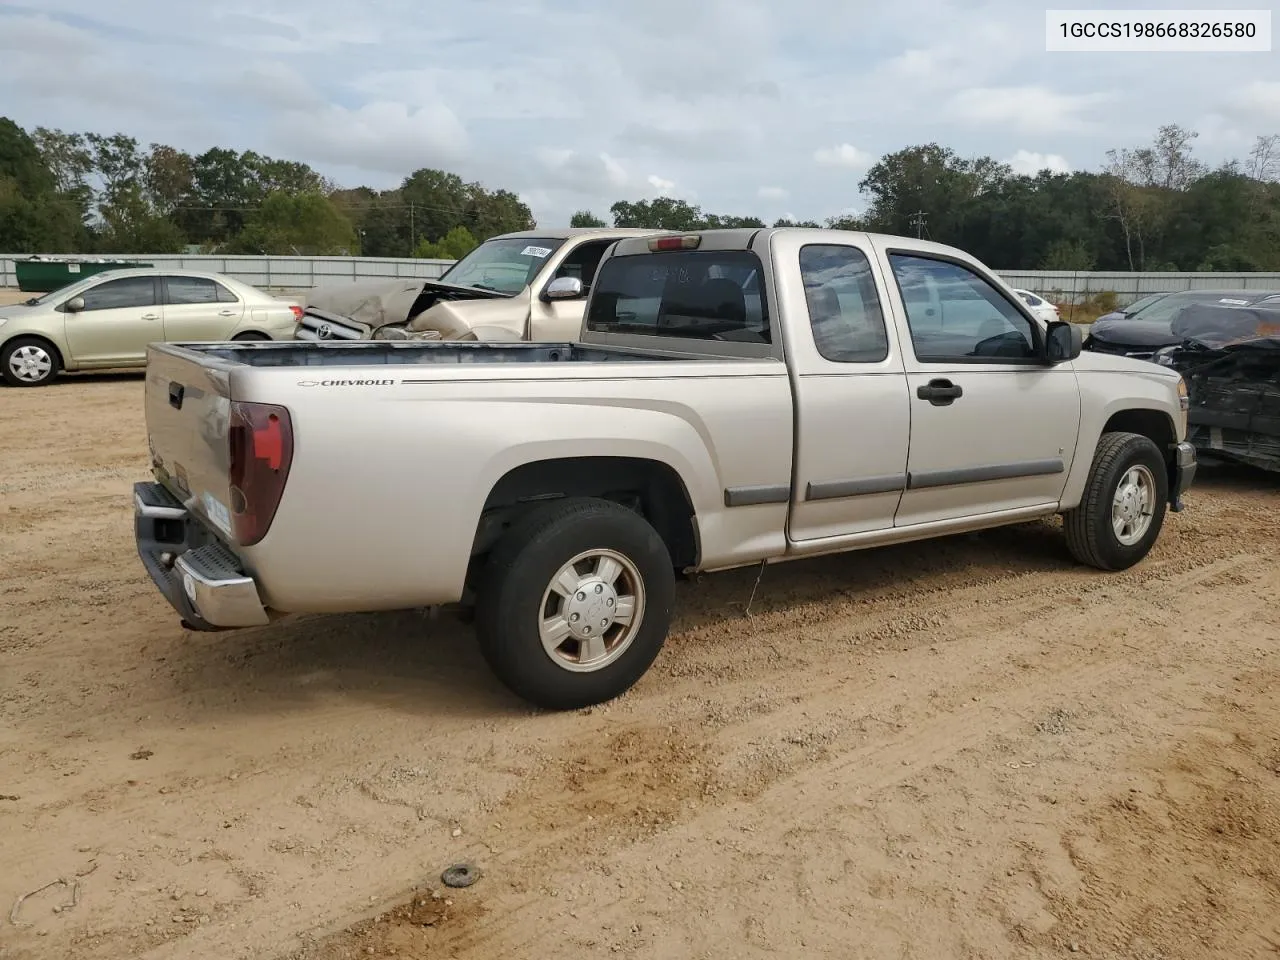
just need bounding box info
[1,268,302,387]
[1012,288,1061,324]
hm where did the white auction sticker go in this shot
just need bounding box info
[520,245,552,258]
[201,492,233,538]
[1046,9,1271,51]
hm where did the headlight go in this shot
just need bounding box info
[1176,376,1189,411]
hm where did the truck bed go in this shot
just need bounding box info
[182,340,695,368]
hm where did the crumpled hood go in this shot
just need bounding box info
[302,280,425,331]
[1088,316,1180,347]
[406,290,531,340]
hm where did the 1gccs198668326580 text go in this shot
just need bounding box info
[1046,8,1271,51]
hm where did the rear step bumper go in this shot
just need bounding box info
[134,481,270,631]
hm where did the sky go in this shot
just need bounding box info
[1,0,1277,225]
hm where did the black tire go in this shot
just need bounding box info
[1063,431,1169,571]
[475,497,675,710]
[232,331,271,342]
[1,336,61,387]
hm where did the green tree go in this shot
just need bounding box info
[413,225,478,259]
[610,197,705,230]
[1040,238,1096,271]
[227,190,356,255]
[96,182,185,253]
[570,209,607,227]
[144,144,194,217]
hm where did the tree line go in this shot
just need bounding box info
[2,116,1278,270]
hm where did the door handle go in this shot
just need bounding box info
[142,313,160,321]
[916,378,963,406]
[218,309,237,316]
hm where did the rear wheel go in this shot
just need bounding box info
[475,497,675,710]
[1063,431,1169,570]
[2,337,61,387]
[232,331,271,342]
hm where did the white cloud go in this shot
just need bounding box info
[1228,81,1280,123]
[757,186,789,200]
[276,101,469,176]
[1005,149,1071,175]
[646,175,676,193]
[949,86,1110,134]
[814,144,873,169]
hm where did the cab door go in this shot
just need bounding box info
[874,244,1083,528]
[777,232,912,543]
[528,240,614,340]
[62,275,162,366]
[160,275,244,341]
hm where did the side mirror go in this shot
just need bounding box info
[543,276,583,301]
[1045,320,1082,364]
[65,296,85,313]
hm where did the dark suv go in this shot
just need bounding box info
[1084,289,1280,360]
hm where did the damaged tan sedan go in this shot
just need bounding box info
[295,228,667,343]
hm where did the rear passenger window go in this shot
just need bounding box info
[585,250,770,344]
[799,244,889,362]
[165,277,219,304]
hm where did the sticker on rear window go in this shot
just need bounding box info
[1218,298,1249,305]
[520,245,552,258]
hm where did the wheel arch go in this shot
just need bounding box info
[1061,401,1180,511]
[471,455,701,572]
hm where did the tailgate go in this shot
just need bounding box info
[143,345,237,542]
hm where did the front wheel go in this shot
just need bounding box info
[1063,431,1169,570]
[475,497,675,710]
[2,337,61,387]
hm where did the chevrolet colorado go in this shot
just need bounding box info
[134,228,1197,709]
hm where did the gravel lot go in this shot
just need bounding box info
[1,375,1278,960]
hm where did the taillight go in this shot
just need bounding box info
[289,304,304,322]
[227,401,293,546]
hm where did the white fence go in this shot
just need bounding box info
[3,255,1280,306]
[999,270,1280,305]
[0,255,454,292]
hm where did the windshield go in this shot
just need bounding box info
[437,237,567,295]
[1122,293,1168,316]
[20,275,98,306]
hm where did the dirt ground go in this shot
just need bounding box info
[1,375,1278,960]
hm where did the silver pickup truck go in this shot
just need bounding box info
[134,227,1197,710]
[295,227,665,344]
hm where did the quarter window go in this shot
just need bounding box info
[799,244,889,362]
[888,254,1038,362]
[79,277,157,311]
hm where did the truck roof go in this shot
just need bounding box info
[606,227,986,260]
[489,227,676,241]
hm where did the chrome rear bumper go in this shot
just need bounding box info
[134,481,270,631]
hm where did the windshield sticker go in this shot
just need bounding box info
[520,245,552,258]
[1218,298,1249,305]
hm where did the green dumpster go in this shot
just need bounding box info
[14,257,155,293]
